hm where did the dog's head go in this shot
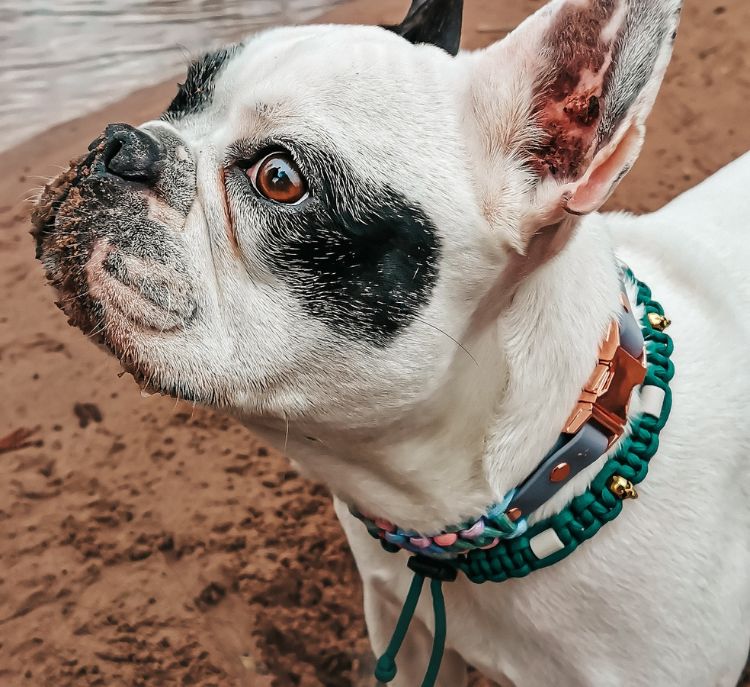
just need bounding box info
[33,0,681,430]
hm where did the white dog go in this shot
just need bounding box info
[33,0,749,685]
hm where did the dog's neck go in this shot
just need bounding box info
[253,215,623,533]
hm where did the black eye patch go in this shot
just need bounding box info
[256,149,440,346]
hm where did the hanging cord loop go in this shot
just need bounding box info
[375,556,456,687]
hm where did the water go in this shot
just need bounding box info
[0,0,345,152]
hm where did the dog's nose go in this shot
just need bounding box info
[101,123,163,184]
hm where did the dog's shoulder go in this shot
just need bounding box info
[657,151,750,231]
[605,153,750,314]
[655,152,750,309]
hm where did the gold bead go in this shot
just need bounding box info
[647,312,671,331]
[608,475,639,500]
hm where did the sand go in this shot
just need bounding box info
[0,1,748,685]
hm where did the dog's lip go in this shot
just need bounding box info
[104,257,198,323]
[87,242,194,334]
[97,274,186,334]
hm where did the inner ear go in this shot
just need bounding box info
[384,0,464,56]
[468,0,681,252]
[527,1,630,183]
[564,122,643,215]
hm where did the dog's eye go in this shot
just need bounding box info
[244,151,308,204]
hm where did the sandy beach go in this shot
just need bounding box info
[1,1,748,685]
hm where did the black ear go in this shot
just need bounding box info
[384,0,464,56]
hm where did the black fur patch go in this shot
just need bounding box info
[164,45,238,119]
[241,146,441,346]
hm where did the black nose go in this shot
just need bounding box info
[101,123,164,184]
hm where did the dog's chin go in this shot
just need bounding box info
[58,275,211,406]
[86,317,216,407]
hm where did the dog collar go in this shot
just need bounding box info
[351,274,650,559]
[351,269,675,687]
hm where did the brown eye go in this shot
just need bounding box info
[246,151,308,204]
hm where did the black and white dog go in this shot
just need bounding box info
[33,1,749,685]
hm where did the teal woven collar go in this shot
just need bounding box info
[359,271,675,687]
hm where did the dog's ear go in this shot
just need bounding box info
[385,0,463,56]
[470,0,682,245]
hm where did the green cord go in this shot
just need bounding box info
[374,572,425,683]
[421,578,447,687]
[374,572,448,687]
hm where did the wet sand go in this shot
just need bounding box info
[1,1,748,685]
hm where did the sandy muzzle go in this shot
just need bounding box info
[31,130,198,369]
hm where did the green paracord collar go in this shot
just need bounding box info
[373,271,675,687]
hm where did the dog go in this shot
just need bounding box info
[32,0,749,685]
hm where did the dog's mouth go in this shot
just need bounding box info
[32,128,198,387]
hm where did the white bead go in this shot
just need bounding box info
[529,529,565,559]
[640,384,666,418]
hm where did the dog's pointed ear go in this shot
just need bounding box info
[385,0,464,56]
[470,0,682,244]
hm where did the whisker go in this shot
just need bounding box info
[158,290,172,336]
[413,316,479,367]
[171,381,182,410]
[66,286,92,301]
[23,189,44,203]
[87,317,110,341]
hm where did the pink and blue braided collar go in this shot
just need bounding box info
[350,489,526,560]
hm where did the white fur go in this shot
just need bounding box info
[338,156,750,686]
[71,1,749,684]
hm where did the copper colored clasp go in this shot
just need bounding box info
[563,318,647,446]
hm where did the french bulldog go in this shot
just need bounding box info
[32,0,749,685]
